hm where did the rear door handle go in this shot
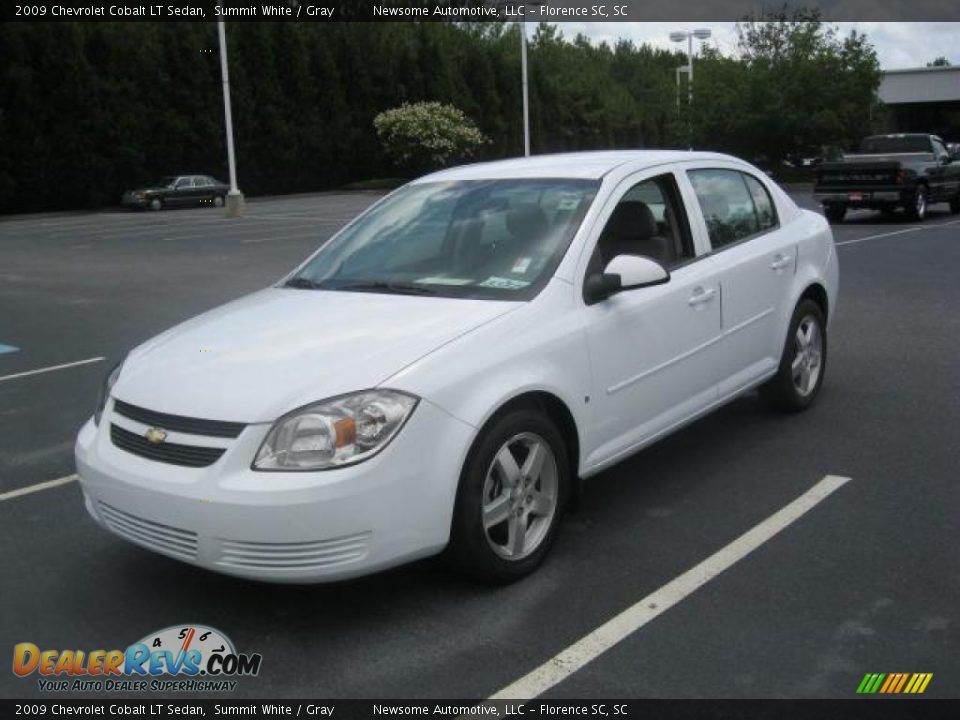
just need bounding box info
[771,253,793,271]
[688,286,716,307]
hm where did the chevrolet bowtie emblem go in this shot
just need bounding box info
[144,427,168,445]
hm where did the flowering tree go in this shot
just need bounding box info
[374,102,487,174]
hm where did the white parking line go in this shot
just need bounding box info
[0,474,77,502]
[0,357,104,383]
[835,218,960,247]
[489,474,851,700]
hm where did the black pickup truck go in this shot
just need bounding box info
[814,134,960,223]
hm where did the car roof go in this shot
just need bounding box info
[413,150,736,182]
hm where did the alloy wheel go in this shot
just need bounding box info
[481,432,558,561]
[792,315,823,397]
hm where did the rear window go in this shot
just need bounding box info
[859,136,932,154]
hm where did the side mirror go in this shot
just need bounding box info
[584,255,670,304]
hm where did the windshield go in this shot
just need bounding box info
[287,179,599,300]
[859,136,932,154]
[155,176,177,188]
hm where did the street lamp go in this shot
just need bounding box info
[498,2,544,156]
[217,6,244,217]
[670,28,711,150]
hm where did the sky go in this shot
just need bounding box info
[562,22,958,70]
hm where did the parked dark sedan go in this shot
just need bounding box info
[122,175,229,211]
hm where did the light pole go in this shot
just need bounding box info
[499,2,543,156]
[669,28,711,150]
[217,7,244,217]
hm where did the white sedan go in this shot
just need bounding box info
[75,151,838,583]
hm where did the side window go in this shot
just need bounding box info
[688,169,761,249]
[590,173,694,273]
[175,177,192,189]
[742,174,778,231]
[932,139,948,161]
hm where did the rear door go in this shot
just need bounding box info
[684,167,797,397]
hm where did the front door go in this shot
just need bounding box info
[581,171,723,470]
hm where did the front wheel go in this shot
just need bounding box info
[448,407,569,583]
[824,204,846,224]
[148,197,163,212]
[760,299,827,412]
[904,185,927,222]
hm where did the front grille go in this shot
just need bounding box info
[113,399,245,438]
[217,532,372,571]
[98,502,198,560]
[110,424,225,468]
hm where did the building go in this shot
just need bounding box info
[879,65,960,142]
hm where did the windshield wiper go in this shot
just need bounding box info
[335,281,438,296]
[283,276,320,289]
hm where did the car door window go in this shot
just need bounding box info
[589,173,694,274]
[689,169,771,249]
[932,139,948,162]
[742,174,778,231]
[175,178,192,189]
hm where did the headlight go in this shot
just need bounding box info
[253,390,418,471]
[94,361,123,426]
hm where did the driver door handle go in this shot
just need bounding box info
[688,286,716,307]
[771,253,793,271]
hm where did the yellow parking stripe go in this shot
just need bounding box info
[904,674,921,693]
[916,673,933,694]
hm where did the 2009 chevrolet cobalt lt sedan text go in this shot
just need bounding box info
[76,151,839,583]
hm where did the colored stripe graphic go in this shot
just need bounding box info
[858,673,932,694]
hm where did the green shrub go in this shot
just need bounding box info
[374,102,487,175]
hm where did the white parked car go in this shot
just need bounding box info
[76,151,838,583]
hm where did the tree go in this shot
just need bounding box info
[374,101,487,174]
[691,10,883,164]
[927,57,951,67]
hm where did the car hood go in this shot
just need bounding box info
[115,288,518,423]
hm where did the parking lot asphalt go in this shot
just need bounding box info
[1,191,958,700]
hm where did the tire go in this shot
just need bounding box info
[904,185,927,222]
[448,407,570,583]
[760,299,827,413]
[950,194,960,215]
[148,197,163,212]
[823,204,846,224]
[213,195,225,208]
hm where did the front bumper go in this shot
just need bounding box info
[75,398,475,582]
[121,193,149,208]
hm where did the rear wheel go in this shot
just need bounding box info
[904,185,927,222]
[213,195,225,208]
[760,299,827,413]
[448,407,569,583]
[823,204,846,224]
